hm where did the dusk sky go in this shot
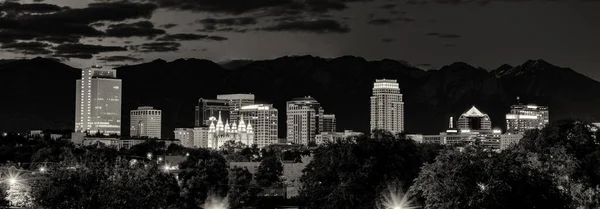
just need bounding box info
[1,0,599,80]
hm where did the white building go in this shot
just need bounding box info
[233,104,278,148]
[208,113,254,149]
[193,127,209,148]
[408,129,521,151]
[506,104,549,134]
[315,130,363,145]
[130,106,161,139]
[75,65,122,135]
[286,96,324,146]
[322,114,336,133]
[174,128,195,148]
[370,79,404,134]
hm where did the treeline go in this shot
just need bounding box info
[2,120,600,208]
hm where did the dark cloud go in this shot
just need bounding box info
[444,44,457,47]
[131,42,181,52]
[368,18,393,25]
[381,38,394,43]
[0,2,67,15]
[35,36,80,43]
[53,53,94,59]
[160,23,178,29]
[262,19,350,33]
[54,43,127,55]
[90,22,105,27]
[0,2,158,43]
[380,3,397,9]
[0,30,38,43]
[426,32,461,38]
[1,41,52,54]
[105,21,166,38]
[197,17,257,32]
[156,33,228,41]
[98,56,143,62]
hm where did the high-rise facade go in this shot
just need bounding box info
[457,106,492,130]
[233,104,278,148]
[286,96,324,146]
[370,79,404,133]
[195,98,230,127]
[75,65,122,135]
[130,106,161,139]
[506,104,549,134]
[323,114,336,132]
[218,94,255,122]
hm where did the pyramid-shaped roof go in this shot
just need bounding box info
[462,106,487,117]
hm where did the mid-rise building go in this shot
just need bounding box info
[130,106,161,139]
[506,104,549,134]
[457,106,492,131]
[207,113,254,149]
[193,127,209,148]
[218,94,255,122]
[370,79,404,133]
[322,114,336,132]
[195,98,230,127]
[75,65,122,135]
[233,104,278,148]
[286,96,324,146]
[174,128,195,148]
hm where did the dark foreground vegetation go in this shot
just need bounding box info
[1,120,600,209]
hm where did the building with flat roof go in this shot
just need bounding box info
[286,96,325,146]
[130,106,161,139]
[75,65,122,135]
[195,98,230,127]
[233,104,278,148]
[506,104,549,134]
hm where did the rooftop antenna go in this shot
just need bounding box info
[516,96,521,104]
[449,117,454,129]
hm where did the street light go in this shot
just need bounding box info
[147,152,153,160]
[8,177,18,186]
[39,167,47,173]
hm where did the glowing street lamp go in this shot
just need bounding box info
[147,153,153,160]
[39,167,47,173]
[8,177,18,186]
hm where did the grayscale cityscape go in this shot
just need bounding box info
[1,0,599,209]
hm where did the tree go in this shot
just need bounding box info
[228,167,255,209]
[0,185,9,208]
[30,159,180,209]
[299,130,424,209]
[178,150,229,209]
[255,156,283,188]
[413,145,571,209]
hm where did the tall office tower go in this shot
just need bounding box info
[233,104,278,148]
[75,65,122,135]
[193,127,209,148]
[286,96,324,146]
[457,106,492,130]
[506,104,549,133]
[174,128,195,148]
[130,106,162,139]
[217,94,255,122]
[370,79,404,133]
[323,114,336,132]
[195,98,230,127]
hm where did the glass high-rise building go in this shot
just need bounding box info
[233,104,278,148]
[370,79,404,133]
[195,98,230,127]
[218,94,255,123]
[130,106,161,139]
[286,96,324,146]
[75,65,121,135]
[506,104,549,133]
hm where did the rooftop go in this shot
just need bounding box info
[461,106,488,117]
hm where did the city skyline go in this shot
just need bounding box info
[1,0,599,81]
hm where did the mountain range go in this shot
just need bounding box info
[1,56,599,139]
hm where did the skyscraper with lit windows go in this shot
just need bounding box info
[506,104,549,134]
[130,106,161,139]
[370,79,404,133]
[75,65,122,135]
[233,104,278,148]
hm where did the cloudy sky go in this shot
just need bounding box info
[1,0,599,79]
